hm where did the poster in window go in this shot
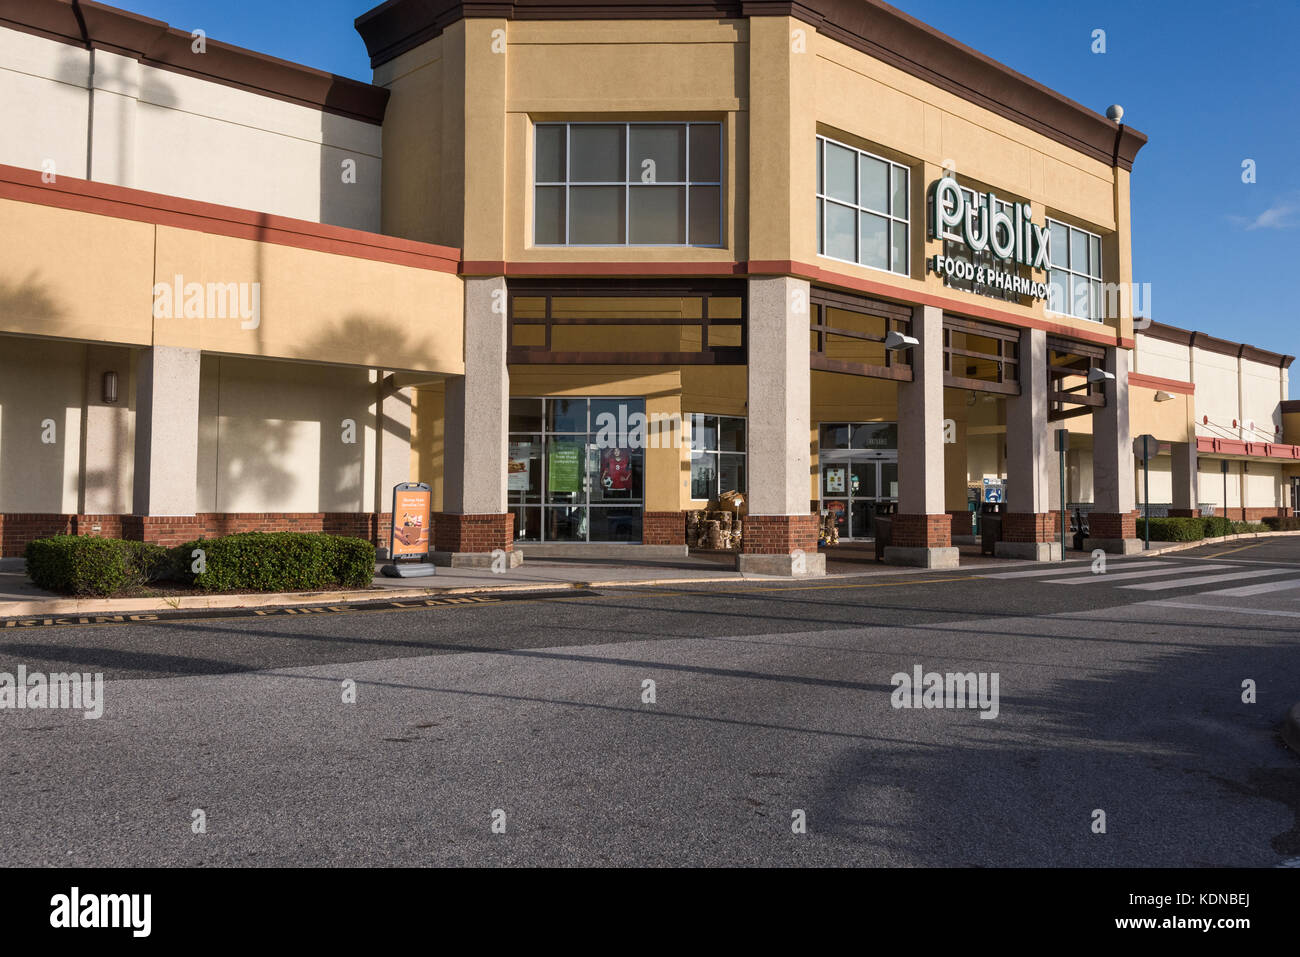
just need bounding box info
[601,447,633,496]
[825,466,847,494]
[548,443,582,493]
[508,442,532,491]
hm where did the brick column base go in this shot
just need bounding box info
[1084,510,1142,554]
[883,513,959,569]
[433,512,515,553]
[643,511,686,546]
[947,509,973,538]
[737,514,824,576]
[122,516,208,547]
[740,514,818,554]
[1002,512,1061,542]
[1166,508,1197,518]
[1088,511,1137,540]
[891,514,953,548]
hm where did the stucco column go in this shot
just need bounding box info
[438,276,520,566]
[1086,346,1141,553]
[997,329,1062,560]
[131,345,201,544]
[886,304,959,568]
[738,276,824,576]
[1168,441,1198,516]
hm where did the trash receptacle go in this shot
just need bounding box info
[873,516,893,561]
[980,514,1003,555]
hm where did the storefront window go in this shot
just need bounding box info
[689,413,747,500]
[819,422,899,540]
[534,122,723,247]
[509,397,646,542]
[1046,218,1104,321]
[816,135,910,276]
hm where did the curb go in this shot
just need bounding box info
[1284,702,1300,755]
[0,572,836,618]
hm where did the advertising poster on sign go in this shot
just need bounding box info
[390,484,432,558]
[508,442,532,491]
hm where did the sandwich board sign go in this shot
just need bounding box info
[390,482,432,559]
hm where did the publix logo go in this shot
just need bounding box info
[927,175,1052,300]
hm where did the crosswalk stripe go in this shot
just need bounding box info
[1149,600,1300,620]
[1043,564,1234,585]
[1198,577,1300,598]
[983,560,1169,579]
[1120,568,1292,591]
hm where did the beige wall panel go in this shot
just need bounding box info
[198,356,375,513]
[410,383,445,510]
[0,337,85,511]
[0,30,90,179]
[150,226,464,373]
[0,199,154,345]
[1133,335,1191,380]
[379,41,447,245]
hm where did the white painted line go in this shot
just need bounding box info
[1149,600,1300,620]
[1043,564,1233,585]
[1199,577,1300,598]
[983,560,1169,579]
[1120,568,1292,591]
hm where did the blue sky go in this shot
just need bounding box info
[127,0,1300,355]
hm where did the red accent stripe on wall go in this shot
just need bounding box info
[1128,372,1194,394]
[0,162,461,273]
[1197,437,1300,459]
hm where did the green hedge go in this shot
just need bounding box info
[1263,516,1300,531]
[25,536,168,596]
[25,531,375,596]
[1135,517,1205,542]
[1201,516,1234,538]
[172,532,375,592]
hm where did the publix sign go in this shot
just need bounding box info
[927,175,1051,301]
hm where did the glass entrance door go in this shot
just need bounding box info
[821,456,898,540]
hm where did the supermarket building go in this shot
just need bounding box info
[0,0,1295,574]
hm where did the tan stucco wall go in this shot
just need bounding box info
[0,198,465,375]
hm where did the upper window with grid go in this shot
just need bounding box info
[816,135,910,277]
[534,122,722,247]
[1046,218,1104,321]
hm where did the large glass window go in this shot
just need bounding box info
[688,414,747,501]
[509,397,645,543]
[534,122,722,247]
[1046,218,1104,321]
[816,135,910,276]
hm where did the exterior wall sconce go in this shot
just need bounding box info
[1154,390,1174,402]
[1087,367,1115,383]
[102,370,118,404]
[884,331,919,350]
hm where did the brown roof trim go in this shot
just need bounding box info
[356,0,1147,170]
[1142,321,1295,369]
[0,0,390,125]
[1281,400,1300,415]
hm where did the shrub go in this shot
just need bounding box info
[1201,516,1235,538]
[1231,521,1268,534]
[1135,517,1205,542]
[170,532,376,592]
[25,536,168,596]
[1262,516,1300,531]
